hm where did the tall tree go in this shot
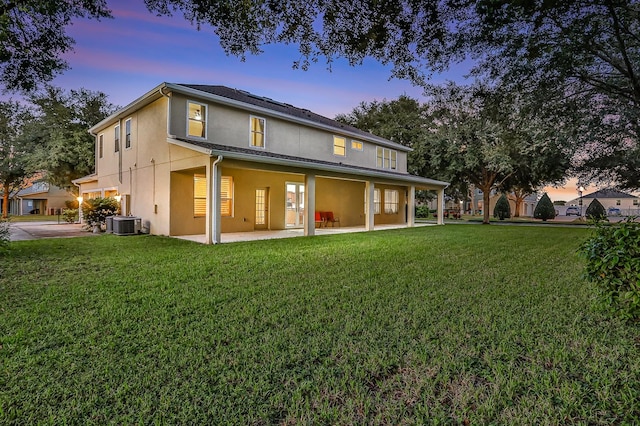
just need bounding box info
[0,100,32,218]
[26,87,117,191]
[469,0,640,189]
[0,0,111,92]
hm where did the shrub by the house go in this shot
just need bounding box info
[586,198,607,221]
[81,197,119,229]
[62,209,78,223]
[534,193,555,221]
[493,194,511,220]
[580,218,640,322]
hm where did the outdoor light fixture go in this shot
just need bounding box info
[114,194,122,203]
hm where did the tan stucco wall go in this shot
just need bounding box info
[170,168,206,235]
[316,178,366,227]
[219,167,304,232]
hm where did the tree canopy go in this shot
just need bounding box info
[25,87,117,191]
[0,0,111,92]
[337,84,572,224]
[0,100,32,218]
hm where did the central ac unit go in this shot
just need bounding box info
[112,216,141,236]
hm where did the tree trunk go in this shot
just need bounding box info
[482,189,491,224]
[2,181,9,219]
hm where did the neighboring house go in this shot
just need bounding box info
[0,180,74,215]
[567,188,640,216]
[73,83,449,243]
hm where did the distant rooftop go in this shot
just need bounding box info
[582,188,638,199]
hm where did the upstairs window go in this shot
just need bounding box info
[250,116,265,148]
[188,101,207,138]
[616,199,621,206]
[634,199,639,206]
[114,125,120,153]
[351,140,363,151]
[125,119,132,149]
[99,134,104,158]
[376,147,397,170]
[333,136,346,156]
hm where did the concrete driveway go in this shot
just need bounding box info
[8,221,95,241]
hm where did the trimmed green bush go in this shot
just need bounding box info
[586,198,607,221]
[580,218,640,322]
[415,205,430,218]
[62,208,78,223]
[493,194,511,220]
[534,193,556,221]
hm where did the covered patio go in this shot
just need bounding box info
[175,222,436,244]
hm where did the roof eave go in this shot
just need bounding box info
[167,137,447,189]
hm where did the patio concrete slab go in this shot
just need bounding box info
[175,222,435,244]
[8,221,95,241]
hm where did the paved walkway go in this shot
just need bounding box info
[8,221,94,241]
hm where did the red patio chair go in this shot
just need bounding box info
[324,211,340,227]
[315,211,325,227]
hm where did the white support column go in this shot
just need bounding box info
[365,181,375,231]
[205,158,212,245]
[304,174,316,236]
[209,158,222,244]
[437,187,445,225]
[408,186,416,227]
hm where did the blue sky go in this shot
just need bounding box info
[53,0,471,118]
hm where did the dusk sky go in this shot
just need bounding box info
[50,0,614,201]
[54,0,469,118]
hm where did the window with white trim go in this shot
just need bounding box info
[194,174,206,217]
[376,146,397,170]
[194,175,234,217]
[221,176,233,217]
[114,125,120,153]
[188,101,207,138]
[99,134,103,158]
[333,136,346,156]
[250,116,265,148]
[351,140,363,151]
[384,189,399,214]
[125,118,132,149]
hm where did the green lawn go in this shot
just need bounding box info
[1,226,639,424]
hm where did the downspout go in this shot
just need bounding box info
[159,86,175,138]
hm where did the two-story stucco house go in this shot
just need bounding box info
[73,83,448,243]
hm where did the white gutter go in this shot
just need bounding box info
[159,86,176,138]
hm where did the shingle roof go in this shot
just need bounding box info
[171,137,448,188]
[178,84,402,149]
[584,188,638,199]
